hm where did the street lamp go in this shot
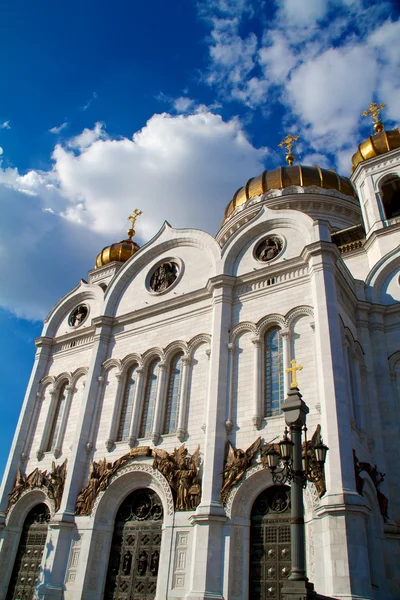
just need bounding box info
[262,361,328,600]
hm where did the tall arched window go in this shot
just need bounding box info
[46,383,67,452]
[139,359,160,438]
[117,365,138,442]
[265,328,284,416]
[380,176,400,220]
[163,353,183,435]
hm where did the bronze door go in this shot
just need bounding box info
[250,486,291,600]
[6,503,50,600]
[104,489,163,600]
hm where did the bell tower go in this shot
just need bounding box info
[351,102,400,244]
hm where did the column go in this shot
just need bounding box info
[176,354,191,441]
[281,327,291,397]
[128,367,145,447]
[53,384,76,458]
[36,387,57,460]
[86,375,105,454]
[225,345,234,434]
[106,372,123,451]
[0,336,53,523]
[252,337,262,429]
[151,361,167,445]
[187,275,234,600]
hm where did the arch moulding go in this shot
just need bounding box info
[225,463,277,520]
[91,463,175,526]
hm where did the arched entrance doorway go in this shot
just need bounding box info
[6,503,50,600]
[249,485,291,600]
[104,488,163,600]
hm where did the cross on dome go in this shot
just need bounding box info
[362,101,386,133]
[278,133,300,166]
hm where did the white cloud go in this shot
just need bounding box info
[173,97,195,113]
[67,122,107,150]
[0,147,3,155]
[199,0,400,169]
[0,112,266,320]
[81,91,98,111]
[49,122,68,134]
[0,120,10,130]
[277,0,329,27]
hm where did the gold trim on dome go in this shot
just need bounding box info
[222,164,356,225]
[351,129,400,172]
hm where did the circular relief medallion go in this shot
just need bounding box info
[68,304,89,328]
[149,261,179,293]
[255,236,284,263]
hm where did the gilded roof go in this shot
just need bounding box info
[351,128,400,172]
[222,164,356,224]
[95,239,140,268]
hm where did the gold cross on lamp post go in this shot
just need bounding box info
[362,101,386,133]
[278,134,300,166]
[127,209,143,240]
[285,359,303,388]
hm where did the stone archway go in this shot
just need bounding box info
[6,503,50,600]
[103,488,163,600]
[249,485,291,600]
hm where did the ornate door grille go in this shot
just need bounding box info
[250,486,291,600]
[104,489,163,600]
[6,503,50,600]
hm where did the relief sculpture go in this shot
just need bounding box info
[302,424,326,498]
[153,444,201,510]
[220,437,261,504]
[75,447,151,516]
[75,445,201,515]
[8,460,67,512]
[353,450,389,520]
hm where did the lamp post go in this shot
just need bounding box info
[262,361,328,600]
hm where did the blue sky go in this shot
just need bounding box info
[0,0,399,480]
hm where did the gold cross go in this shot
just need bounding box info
[285,359,303,388]
[127,209,143,229]
[278,133,300,154]
[362,101,386,133]
[278,134,300,166]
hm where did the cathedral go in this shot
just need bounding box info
[0,103,399,600]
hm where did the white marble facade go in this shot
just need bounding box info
[0,145,400,600]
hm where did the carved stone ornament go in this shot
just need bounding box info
[302,424,326,498]
[153,444,201,511]
[255,236,283,262]
[149,261,179,293]
[353,450,389,520]
[220,437,261,504]
[8,460,67,513]
[69,304,89,328]
[75,447,152,516]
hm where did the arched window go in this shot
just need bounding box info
[46,383,67,452]
[265,328,284,416]
[117,365,138,442]
[139,359,160,438]
[380,176,400,220]
[163,353,183,434]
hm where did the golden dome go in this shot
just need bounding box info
[95,209,142,269]
[95,239,140,268]
[351,129,400,172]
[222,164,356,224]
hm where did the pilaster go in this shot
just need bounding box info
[186,275,234,599]
[0,336,53,523]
